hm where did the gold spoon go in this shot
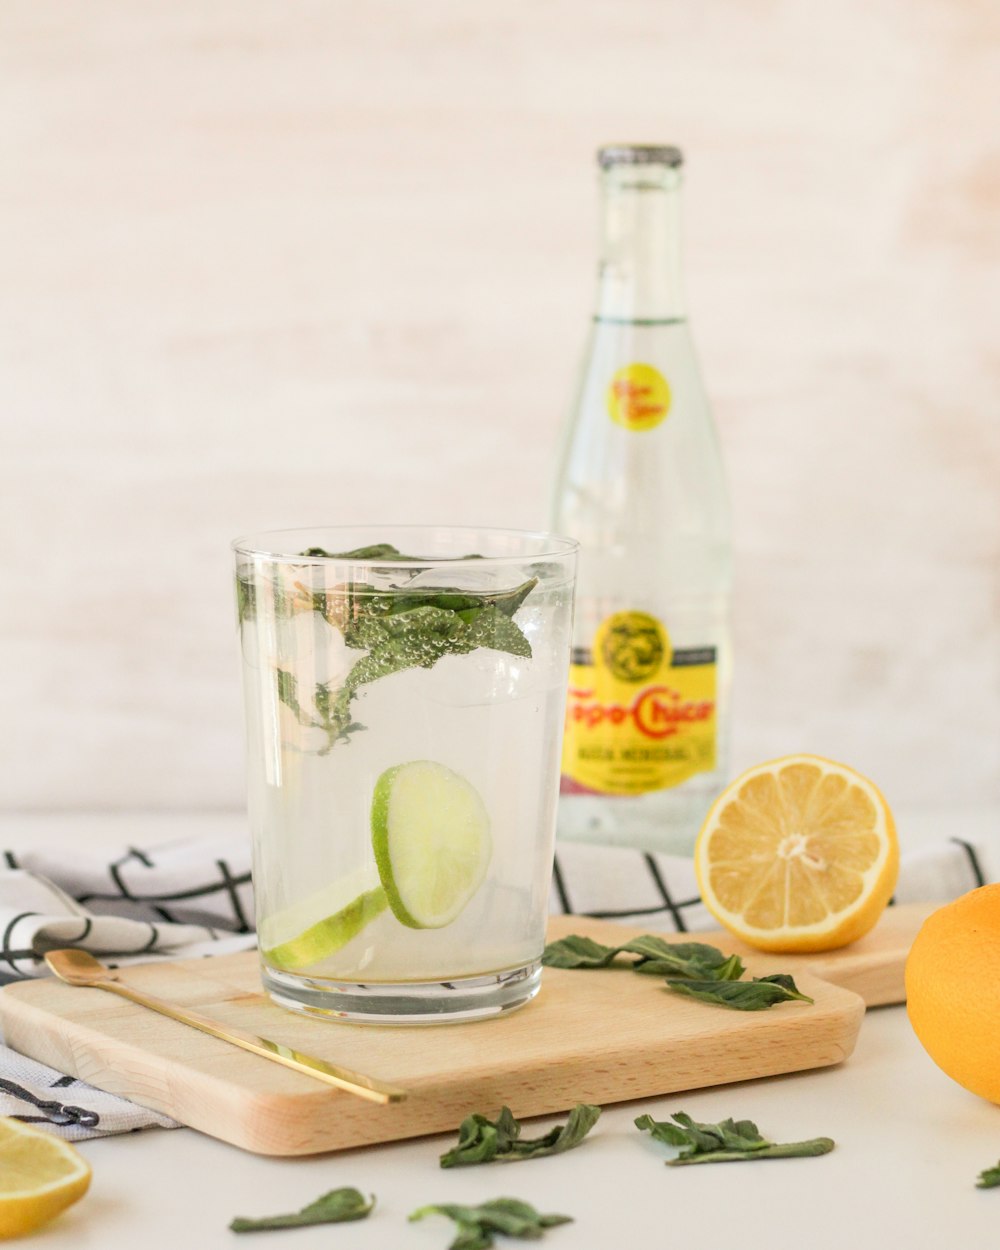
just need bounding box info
[44,948,406,1105]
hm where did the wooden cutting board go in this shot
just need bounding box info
[0,902,935,1157]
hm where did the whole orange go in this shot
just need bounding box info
[906,884,1000,1103]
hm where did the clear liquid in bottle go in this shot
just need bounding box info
[551,145,733,855]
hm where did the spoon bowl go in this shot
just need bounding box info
[46,949,122,986]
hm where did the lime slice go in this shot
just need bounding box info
[371,760,492,929]
[260,867,388,970]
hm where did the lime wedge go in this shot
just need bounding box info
[371,760,492,929]
[260,867,388,970]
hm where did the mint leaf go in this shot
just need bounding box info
[230,1187,374,1232]
[441,1106,520,1168]
[636,1112,834,1164]
[440,1104,601,1168]
[275,668,303,720]
[977,1162,1000,1188]
[622,937,745,981]
[540,935,621,969]
[238,552,538,747]
[241,551,539,748]
[410,1198,572,1248]
[320,605,468,749]
[460,605,533,658]
[302,544,486,563]
[666,975,813,1010]
[303,543,411,560]
[274,668,360,749]
[236,575,256,625]
[543,933,809,1011]
[541,934,744,981]
[330,588,537,744]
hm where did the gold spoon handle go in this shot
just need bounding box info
[100,981,406,1105]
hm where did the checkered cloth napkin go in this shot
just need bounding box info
[0,831,994,1139]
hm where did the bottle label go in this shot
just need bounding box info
[606,363,671,431]
[561,611,717,796]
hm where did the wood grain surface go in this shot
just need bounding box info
[0,905,935,1156]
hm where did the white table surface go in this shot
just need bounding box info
[27,1002,1000,1250]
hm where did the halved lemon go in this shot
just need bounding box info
[0,1116,91,1239]
[372,760,492,929]
[695,755,898,952]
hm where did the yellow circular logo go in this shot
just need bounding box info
[606,363,671,432]
[595,611,671,683]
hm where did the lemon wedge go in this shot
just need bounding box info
[0,1116,91,1239]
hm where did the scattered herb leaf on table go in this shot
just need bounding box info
[440,1103,601,1168]
[977,1162,1000,1188]
[229,1186,374,1232]
[410,1197,572,1249]
[636,1111,834,1164]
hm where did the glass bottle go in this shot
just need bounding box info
[551,144,733,855]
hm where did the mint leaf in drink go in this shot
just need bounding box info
[236,575,256,625]
[977,1162,1000,1188]
[383,577,535,623]
[635,1111,834,1164]
[322,605,469,750]
[666,974,813,1010]
[276,668,346,736]
[274,668,364,747]
[409,1198,572,1248]
[303,543,412,560]
[440,1103,601,1167]
[239,548,539,748]
[303,543,487,563]
[275,668,304,721]
[326,578,538,746]
[460,605,533,658]
[229,1187,375,1232]
[314,679,365,743]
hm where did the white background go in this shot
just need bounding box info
[1,0,997,820]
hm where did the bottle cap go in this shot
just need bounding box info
[597,144,683,169]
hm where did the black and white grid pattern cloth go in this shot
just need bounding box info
[549,835,996,931]
[0,835,258,1138]
[0,829,995,1139]
[0,1047,180,1141]
[0,835,257,984]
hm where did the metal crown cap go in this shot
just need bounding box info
[597,144,684,170]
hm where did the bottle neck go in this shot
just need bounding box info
[594,164,686,323]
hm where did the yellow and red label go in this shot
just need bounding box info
[561,611,717,796]
[606,363,671,432]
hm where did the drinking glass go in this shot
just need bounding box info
[234,527,577,1023]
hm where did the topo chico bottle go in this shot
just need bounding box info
[551,144,733,855]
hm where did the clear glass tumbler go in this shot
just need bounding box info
[234,527,577,1024]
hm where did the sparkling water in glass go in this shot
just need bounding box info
[234,527,577,1024]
